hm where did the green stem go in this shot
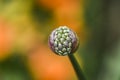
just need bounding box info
[68,54,86,80]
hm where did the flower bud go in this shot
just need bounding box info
[49,26,79,56]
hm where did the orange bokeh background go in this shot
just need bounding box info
[0,0,86,80]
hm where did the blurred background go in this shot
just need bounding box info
[0,0,120,80]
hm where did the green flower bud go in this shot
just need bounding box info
[49,26,79,56]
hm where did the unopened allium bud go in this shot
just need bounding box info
[49,26,79,56]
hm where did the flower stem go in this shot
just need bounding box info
[68,54,86,80]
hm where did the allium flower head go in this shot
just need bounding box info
[49,26,79,56]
